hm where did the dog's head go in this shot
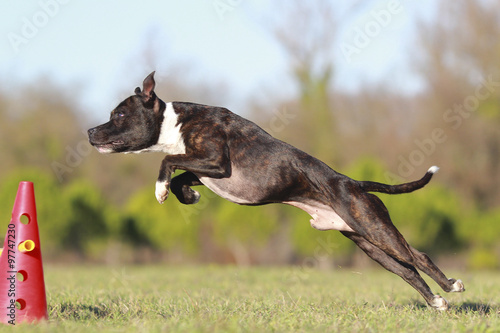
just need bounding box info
[88,72,166,153]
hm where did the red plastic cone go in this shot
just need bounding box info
[0,182,48,325]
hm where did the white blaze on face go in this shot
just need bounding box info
[130,102,187,154]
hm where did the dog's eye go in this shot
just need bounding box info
[115,112,125,118]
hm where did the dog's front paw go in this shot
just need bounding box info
[155,180,169,204]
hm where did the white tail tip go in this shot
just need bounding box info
[428,166,440,174]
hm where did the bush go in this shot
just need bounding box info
[212,200,279,249]
[125,185,201,255]
[0,168,71,255]
[62,180,120,258]
[468,248,499,270]
[346,157,466,255]
[288,207,355,260]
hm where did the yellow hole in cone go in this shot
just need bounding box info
[18,240,35,253]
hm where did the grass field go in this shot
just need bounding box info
[2,265,499,332]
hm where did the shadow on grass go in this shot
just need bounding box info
[410,302,428,311]
[456,302,492,315]
[52,302,112,320]
[401,301,492,314]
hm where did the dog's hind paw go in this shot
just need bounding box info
[449,278,465,292]
[155,181,169,204]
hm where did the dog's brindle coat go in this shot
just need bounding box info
[88,72,464,310]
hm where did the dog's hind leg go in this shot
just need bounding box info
[351,192,464,294]
[342,192,459,309]
[341,231,449,310]
[170,172,203,204]
[408,246,465,293]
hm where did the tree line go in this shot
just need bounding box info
[0,0,499,268]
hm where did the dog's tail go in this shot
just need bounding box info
[357,166,439,194]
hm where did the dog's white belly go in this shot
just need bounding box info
[198,169,354,232]
[285,201,354,232]
[198,170,260,205]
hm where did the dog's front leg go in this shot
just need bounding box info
[155,171,172,204]
[155,156,181,204]
[155,148,230,204]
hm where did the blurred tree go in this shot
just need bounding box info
[0,78,83,182]
[263,1,349,266]
[119,27,232,108]
[414,0,500,208]
[273,0,337,162]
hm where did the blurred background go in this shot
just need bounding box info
[0,0,499,269]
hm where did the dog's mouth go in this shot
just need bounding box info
[93,140,124,153]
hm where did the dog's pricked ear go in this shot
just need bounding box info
[134,72,156,100]
[141,71,156,100]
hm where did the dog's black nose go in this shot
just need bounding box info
[88,127,96,137]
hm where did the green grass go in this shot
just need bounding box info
[1,265,499,332]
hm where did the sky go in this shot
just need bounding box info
[0,0,436,121]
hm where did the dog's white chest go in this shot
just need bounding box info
[132,102,186,154]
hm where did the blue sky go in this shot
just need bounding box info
[0,0,436,120]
